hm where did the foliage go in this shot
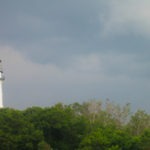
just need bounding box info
[0,108,44,150]
[0,100,149,149]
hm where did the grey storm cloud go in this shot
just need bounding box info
[0,0,150,111]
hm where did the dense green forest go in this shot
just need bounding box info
[0,100,150,150]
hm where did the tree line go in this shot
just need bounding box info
[0,100,150,150]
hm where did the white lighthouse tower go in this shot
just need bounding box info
[0,60,5,108]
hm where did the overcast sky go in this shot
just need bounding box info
[1,0,150,111]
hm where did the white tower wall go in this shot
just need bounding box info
[0,79,3,108]
[0,60,4,108]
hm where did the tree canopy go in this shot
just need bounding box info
[0,100,149,150]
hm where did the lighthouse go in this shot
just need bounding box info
[0,60,5,108]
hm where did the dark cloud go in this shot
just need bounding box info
[0,0,102,64]
[1,0,150,62]
[0,1,150,111]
